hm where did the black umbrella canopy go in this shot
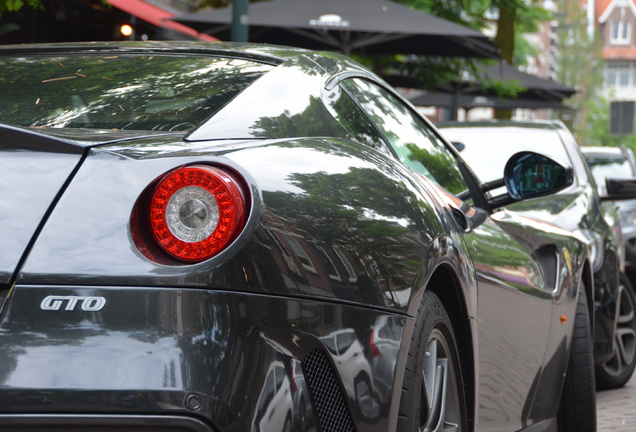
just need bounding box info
[174,0,499,58]
[388,62,576,110]
[407,91,569,110]
[468,62,576,100]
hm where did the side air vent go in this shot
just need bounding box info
[303,349,355,432]
[536,245,558,292]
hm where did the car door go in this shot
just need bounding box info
[333,77,555,431]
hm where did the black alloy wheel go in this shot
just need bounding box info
[398,290,467,432]
[596,272,636,389]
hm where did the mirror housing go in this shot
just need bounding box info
[487,152,574,208]
[602,177,636,201]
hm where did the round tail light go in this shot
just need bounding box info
[141,165,247,263]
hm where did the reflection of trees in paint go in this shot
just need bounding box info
[0,55,272,131]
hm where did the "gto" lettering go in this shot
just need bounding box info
[40,295,107,312]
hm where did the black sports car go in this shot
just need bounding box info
[0,42,594,432]
[438,120,636,391]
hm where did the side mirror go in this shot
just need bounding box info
[603,177,636,201]
[487,152,573,208]
[504,152,574,200]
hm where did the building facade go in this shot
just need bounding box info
[596,0,636,99]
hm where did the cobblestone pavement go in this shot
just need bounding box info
[597,374,636,430]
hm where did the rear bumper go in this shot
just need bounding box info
[0,285,406,431]
[0,414,213,432]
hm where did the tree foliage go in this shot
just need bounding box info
[388,0,552,113]
[582,94,636,150]
[556,0,606,147]
[0,0,43,19]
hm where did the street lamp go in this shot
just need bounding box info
[120,24,133,37]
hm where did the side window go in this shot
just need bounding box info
[341,78,470,197]
[324,84,392,155]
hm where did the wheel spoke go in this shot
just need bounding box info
[422,342,438,415]
[616,327,636,365]
[617,284,636,324]
[423,364,446,432]
[422,336,460,432]
[617,309,635,324]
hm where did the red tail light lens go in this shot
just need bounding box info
[147,165,247,263]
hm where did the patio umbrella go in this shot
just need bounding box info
[388,62,576,113]
[406,91,569,110]
[173,0,499,58]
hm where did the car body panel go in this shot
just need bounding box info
[423,178,584,430]
[18,133,444,312]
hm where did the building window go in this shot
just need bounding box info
[606,61,633,87]
[610,21,631,45]
[621,69,631,86]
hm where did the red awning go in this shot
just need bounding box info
[108,0,217,41]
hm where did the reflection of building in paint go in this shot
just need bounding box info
[248,211,421,307]
[258,214,366,297]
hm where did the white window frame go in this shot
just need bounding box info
[610,21,631,45]
[606,61,633,87]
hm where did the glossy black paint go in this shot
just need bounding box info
[0,42,591,432]
[438,120,625,365]
[0,139,81,286]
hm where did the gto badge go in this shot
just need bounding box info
[40,295,107,312]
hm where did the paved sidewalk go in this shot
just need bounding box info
[597,375,636,430]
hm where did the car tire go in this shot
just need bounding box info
[596,272,636,390]
[557,290,596,432]
[397,290,467,431]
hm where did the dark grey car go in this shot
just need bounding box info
[439,120,636,390]
[0,42,600,432]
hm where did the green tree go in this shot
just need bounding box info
[582,95,636,150]
[491,0,552,119]
[0,0,43,20]
[556,0,606,147]
[389,0,551,118]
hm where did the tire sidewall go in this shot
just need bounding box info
[398,290,467,431]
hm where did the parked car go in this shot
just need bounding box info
[582,146,636,281]
[0,42,596,432]
[438,120,636,390]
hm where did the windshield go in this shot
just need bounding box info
[438,125,573,184]
[0,54,274,132]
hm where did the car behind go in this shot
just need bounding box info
[438,120,636,390]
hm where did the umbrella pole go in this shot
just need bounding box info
[232,0,249,42]
[450,82,460,121]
